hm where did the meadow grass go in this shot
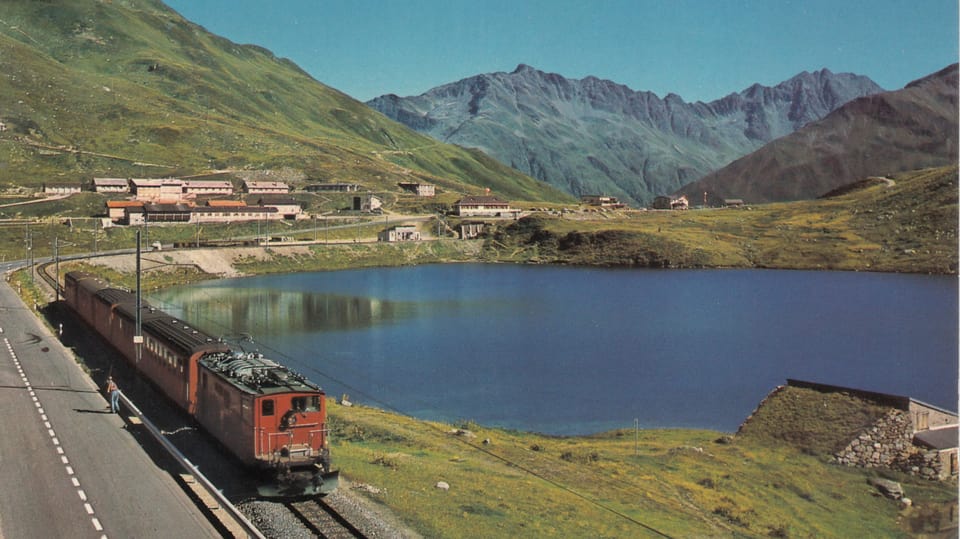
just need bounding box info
[328,400,954,538]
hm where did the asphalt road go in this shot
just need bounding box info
[0,274,222,538]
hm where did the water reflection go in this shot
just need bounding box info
[148,265,958,434]
[900,500,959,538]
[150,287,426,336]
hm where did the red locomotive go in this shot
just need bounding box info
[63,271,338,497]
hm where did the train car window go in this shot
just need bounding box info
[262,400,275,416]
[292,396,319,412]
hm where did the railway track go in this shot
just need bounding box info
[39,261,374,538]
[287,498,367,538]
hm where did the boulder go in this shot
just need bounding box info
[868,478,904,500]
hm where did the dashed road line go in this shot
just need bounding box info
[2,336,109,538]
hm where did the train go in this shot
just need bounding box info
[62,270,339,497]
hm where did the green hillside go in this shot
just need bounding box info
[481,166,958,274]
[0,0,570,203]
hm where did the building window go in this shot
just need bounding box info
[917,411,930,431]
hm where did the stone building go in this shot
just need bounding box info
[784,380,958,480]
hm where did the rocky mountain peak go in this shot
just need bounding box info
[367,66,885,206]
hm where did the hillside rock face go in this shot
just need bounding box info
[678,64,959,203]
[368,65,882,205]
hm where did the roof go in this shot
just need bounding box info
[254,195,299,205]
[94,178,130,186]
[914,426,959,450]
[456,195,509,205]
[193,206,275,214]
[143,203,192,213]
[244,180,289,188]
[184,180,233,189]
[131,178,182,187]
[97,286,227,356]
[106,200,144,208]
[200,351,321,396]
[206,200,246,207]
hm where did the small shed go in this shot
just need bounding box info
[378,225,420,242]
[398,182,436,197]
[353,194,383,213]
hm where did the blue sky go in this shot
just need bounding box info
[163,0,958,103]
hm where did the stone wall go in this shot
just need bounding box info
[900,449,950,480]
[834,409,914,469]
[833,409,950,480]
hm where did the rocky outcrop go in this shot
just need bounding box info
[368,65,882,206]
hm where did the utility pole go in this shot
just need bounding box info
[134,230,143,364]
[26,226,33,283]
[53,236,59,301]
[634,418,639,456]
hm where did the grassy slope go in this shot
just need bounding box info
[327,400,955,538]
[0,0,571,203]
[737,386,892,456]
[484,166,958,274]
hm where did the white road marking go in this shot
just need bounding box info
[3,340,109,538]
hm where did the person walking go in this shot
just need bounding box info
[105,376,120,413]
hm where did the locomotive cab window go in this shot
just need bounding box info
[292,396,320,412]
[262,399,275,417]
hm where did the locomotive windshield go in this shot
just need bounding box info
[292,396,320,412]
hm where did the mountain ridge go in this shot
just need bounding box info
[677,63,959,203]
[367,64,884,205]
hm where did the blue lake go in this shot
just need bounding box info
[149,265,958,435]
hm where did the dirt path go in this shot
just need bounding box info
[85,246,314,278]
